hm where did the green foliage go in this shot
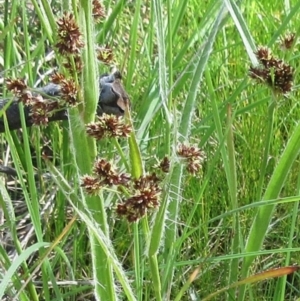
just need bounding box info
[1,0,300,300]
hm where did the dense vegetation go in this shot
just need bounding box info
[1,0,300,300]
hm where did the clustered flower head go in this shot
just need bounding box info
[81,160,163,223]
[249,46,293,94]
[81,159,131,195]
[6,78,61,125]
[50,73,78,106]
[28,95,60,125]
[116,173,162,222]
[279,32,296,50]
[92,0,106,23]
[177,143,205,175]
[80,175,101,195]
[55,13,84,55]
[6,78,27,97]
[86,113,132,140]
[96,45,114,64]
[55,12,84,73]
[6,74,78,126]
[159,156,170,173]
[93,159,131,186]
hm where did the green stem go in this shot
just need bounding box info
[68,2,116,300]
[256,98,276,200]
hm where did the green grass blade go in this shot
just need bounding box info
[0,242,50,300]
[241,121,300,293]
[163,2,228,295]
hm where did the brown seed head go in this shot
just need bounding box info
[177,144,203,159]
[186,158,202,175]
[280,32,296,50]
[96,45,114,64]
[50,73,78,106]
[29,95,49,125]
[93,159,131,186]
[177,143,205,175]
[116,174,162,222]
[86,114,132,140]
[81,175,101,195]
[60,79,78,106]
[50,73,65,84]
[55,13,84,55]
[6,78,27,96]
[159,156,170,173]
[93,0,106,23]
[255,46,273,68]
[249,46,293,94]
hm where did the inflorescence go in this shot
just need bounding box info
[249,46,293,94]
[86,114,132,140]
[55,13,84,56]
[6,73,78,126]
[92,0,106,23]
[81,159,162,223]
[177,143,205,175]
[55,12,85,73]
[116,173,161,222]
[81,142,205,223]
[279,32,296,51]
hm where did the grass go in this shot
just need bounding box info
[1,0,300,300]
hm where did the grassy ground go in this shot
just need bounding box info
[1,0,300,300]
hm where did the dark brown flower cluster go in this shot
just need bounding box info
[159,156,170,173]
[55,13,84,73]
[116,173,161,222]
[86,113,132,140]
[249,46,293,94]
[81,159,130,195]
[6,78,62,125]
[55,13,84,55]
[50,73,78,106]
[177,144,205,175]
[6,79,38,106]
[6,78,27,97]
[280,32,296,50]
[94,159,131,186]
[81,159,163,222]
[96,45,114,64]
[80,175,101,195]
[82,161,162,222]
[6,74,78,126]
[28,95,60,125]
[93,0,106,23]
